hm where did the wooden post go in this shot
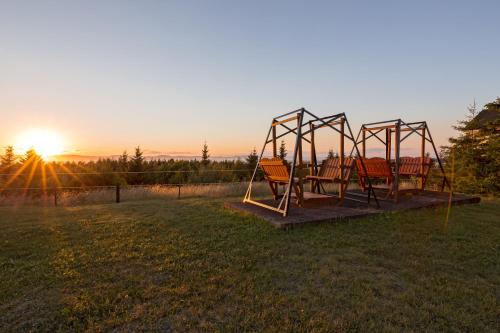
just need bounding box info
[283,109,304,216]
[386,128,392,186]
[420,127,426,190]
[394,121,401,203]
[116,184,120,203]
[361,129,366,158]
[297,113,304,205]
[244,121,274,203]
[425,122,450,192]
[53,188,58,207]
[309,122,316,192]
[386,128,391,161]
[339,118,345,200]
[177,185,181,199]
[272,119,277,157]
[272,120,279,195]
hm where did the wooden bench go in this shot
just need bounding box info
[356,157,394,197]
[259,158,302,202]
[306,157,354,195]
[398,156,433,189]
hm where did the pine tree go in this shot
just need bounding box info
[443,98,500,194]
[327,149,337,159]
[129,146,144,184]
[21,148,42,164]
[246,147,258,172]
[130,146,144,171]
[201,141,210,166]
[1,146,16,170]
[20,148,43,189]
[278,140,287,160]
[118,150,128,171]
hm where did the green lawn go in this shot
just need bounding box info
[0,198,499,332]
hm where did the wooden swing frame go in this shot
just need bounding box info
[243,108,379,217]
[354,119,451,202]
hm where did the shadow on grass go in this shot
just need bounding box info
[0,198,498,331]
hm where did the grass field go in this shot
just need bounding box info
[0,197,499,332]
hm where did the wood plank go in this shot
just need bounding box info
[312,120,343,129]
[363,125,396,131]
[272,115,299,126]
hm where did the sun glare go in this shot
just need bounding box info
[15,129,64,159]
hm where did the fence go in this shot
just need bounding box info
[0,166,446,207]
[0,167,262,206]
[0,182,257,206]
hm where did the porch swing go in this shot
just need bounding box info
[243,108,379,217]
[354,119,451,202]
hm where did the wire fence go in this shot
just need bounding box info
[0,169,254,176]
[0,168,263,206]
[0,166,445,207]
[0,182,269,207]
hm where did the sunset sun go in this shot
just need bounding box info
[15,129,64,159]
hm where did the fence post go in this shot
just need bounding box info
[177,185,181,199]
[116,184,120,203]
[53,188,58,207]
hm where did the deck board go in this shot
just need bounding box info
[225,190,480,229]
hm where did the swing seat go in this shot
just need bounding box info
[356,157,394,197]
[259,158,302,202]
[306,157,354,193]
[398,156,433,188]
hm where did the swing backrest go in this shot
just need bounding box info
[259,158,290,183]
[356,157,392,178]
[317,157,354,182]
[398,157,433,177]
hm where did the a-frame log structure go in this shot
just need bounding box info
[354,119,451,202]
[243,108,378,217]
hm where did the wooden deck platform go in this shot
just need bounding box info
[225,190,480,229]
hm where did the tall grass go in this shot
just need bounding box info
[0,178,438,207]
[0,182,271,207]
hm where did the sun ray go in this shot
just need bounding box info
[46,163,62,188]
[23,157,41,196]
[58,163,85,186]
[41,163,47,193]
[0,159,34,192]
[0,164,14,173]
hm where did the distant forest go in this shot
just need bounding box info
[0,143,261,190]
[1,97,499,195]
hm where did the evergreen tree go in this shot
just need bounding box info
[246,147,258,172]
[130,146,144,171]
[21,148,42,164]
[327,149,337,159]
[118,150,129,171]
[1,146,16,170]
[442,98,500,194]
[0,146,17,188]
[278,140,287,160]
[201,141,210,166]
[129,146,144,184]
[20,148,43,189]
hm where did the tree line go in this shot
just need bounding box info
[1,97,499,195]
[0,144,266,190]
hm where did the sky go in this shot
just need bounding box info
[1,0,499,158]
